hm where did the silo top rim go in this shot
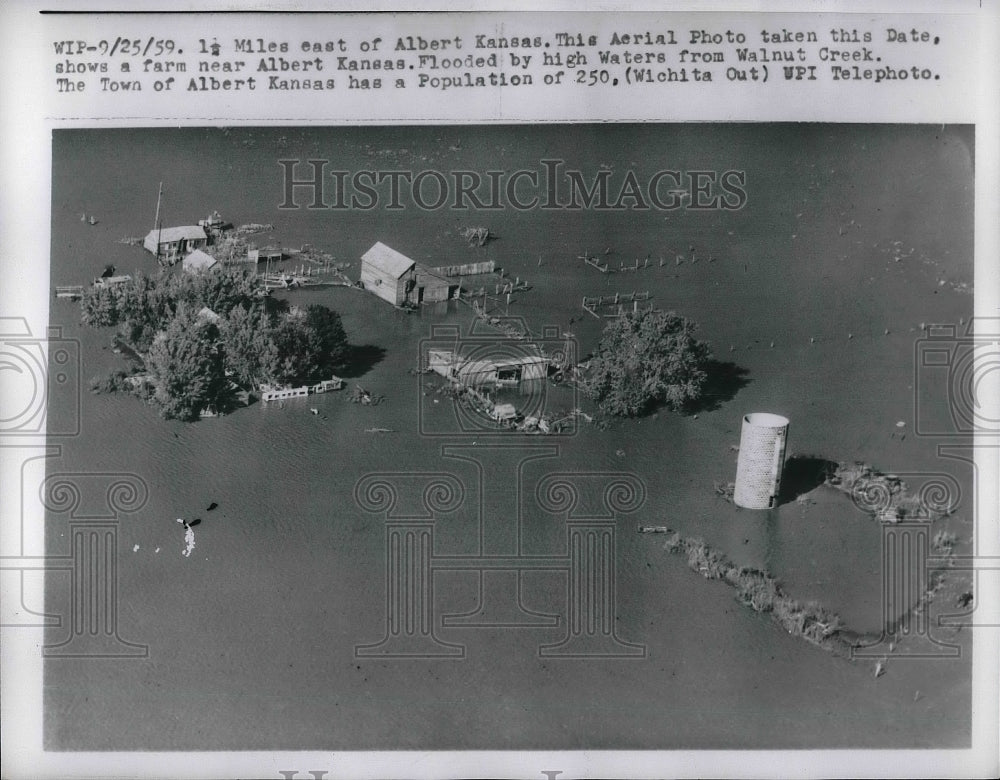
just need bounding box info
[744,412,789,428]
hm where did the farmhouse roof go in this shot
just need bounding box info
[146,225,207,244]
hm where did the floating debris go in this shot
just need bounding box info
[460,226,491,247]
[132,544,140,552]
[182,526,196,557]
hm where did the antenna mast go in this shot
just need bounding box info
[153,182,163,262]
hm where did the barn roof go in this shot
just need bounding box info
[361,242,416,279]
[415,264,453,287]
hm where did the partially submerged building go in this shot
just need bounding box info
[427,348,549,387]
[360,242,460,307]
[143,225,209,263]
[360,242,416,306]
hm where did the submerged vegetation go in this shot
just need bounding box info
[826,460,956,521]
[662,458,969,659]
[662,533,852,653]
[82,267,348,421]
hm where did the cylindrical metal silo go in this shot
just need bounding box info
[734,412,790,509]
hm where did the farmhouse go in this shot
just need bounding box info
[144,225,208,262]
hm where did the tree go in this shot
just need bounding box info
[145,306,227,421]
[219,303,276,389]
[303,304,348,375]
[582,308,710,417]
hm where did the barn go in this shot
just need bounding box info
[359,242,416,307]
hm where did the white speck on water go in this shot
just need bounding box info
[132,544,139,552]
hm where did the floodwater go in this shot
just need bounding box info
[44,125,973,749]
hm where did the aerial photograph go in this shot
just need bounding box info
[44,124,974,750]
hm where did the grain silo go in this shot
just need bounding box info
[734,413,790,509]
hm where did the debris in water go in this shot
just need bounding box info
[615,449,626,458]
[896,421,906,428]
[182,526,196,557]
[154,547,161,554]
[132,544,140,552]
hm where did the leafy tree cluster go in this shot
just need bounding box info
[581,308,710,417]
[81,268,348,420]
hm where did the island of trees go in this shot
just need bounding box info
[581,308,711,417]
[82,267,348,421]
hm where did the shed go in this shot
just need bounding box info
[144,225,208,261]
[183,249,218,274]
[360,242,417,306]
[414,264,460,303]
